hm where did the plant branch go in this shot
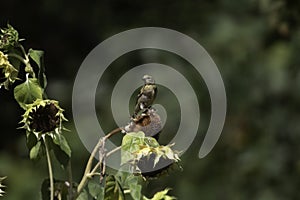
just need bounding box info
[19,44,27,58]
[67,160,73,200]
[89,146,122,176]
[106,146,122,157]
[98,144,106,183]
[7,53,27,65]
[43,136,54,200]
[76,127,122,196]
[8,51,35,78]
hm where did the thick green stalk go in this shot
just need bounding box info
[43,136,54,200]
[76,127,122,196]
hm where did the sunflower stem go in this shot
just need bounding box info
[67,160,73,200]
[76,127,122,197]
[43,136,54,200]
[7,53,27,65]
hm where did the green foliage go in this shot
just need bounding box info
[28,49,47,89]
[41,179,51,200]
[41,179,74,200]
[0,51,18,89]
[29,140,42,160]
[0,24,180,200]
[52,134,71,157]
[2,0,300,199]
[50,134,71,167]
[121,131,145,165]
[14,77,43,109]
[28,49,43,69]
[143,188,175,200]
[18,98,71,168]
[121,131,180,174]
[115,171,143,200]
[104,175,125,200]
[48,135,70,168]
[88,180,104,199]
[77,190,89,200]
[75,128,180,200]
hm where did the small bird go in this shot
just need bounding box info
[132,75,157,118]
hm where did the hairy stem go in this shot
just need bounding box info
[67,160,73,200]
[106,146,122,157]
[8,52,35,78]
[18,44,27,58]
[76,127,122,196]
[43,136,54,200]
[90,146,122,176]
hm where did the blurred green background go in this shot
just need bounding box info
[1,0,300,199]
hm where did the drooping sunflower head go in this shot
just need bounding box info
[21,99,67,138]
[134,144,181,178]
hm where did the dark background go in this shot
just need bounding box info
[1,0,300,199]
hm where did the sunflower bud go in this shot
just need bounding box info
[21,99,67,138]
[0,51,18,90]
[0,24,19,50]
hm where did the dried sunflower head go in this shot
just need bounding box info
[125,108,162,140]
[20,99,67,138]
[134,144,180,178]
[0,51,18,90]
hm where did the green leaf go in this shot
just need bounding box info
[52,134,71,157]
[26,131,38,150]
[105,175,125,200]
[53,181,70,200]
[28,49,43,68]
[14,76,43,109]
[88,180,104,199]
[29,140,41,160]
[51,142,70,168]
[48,134,71,168]
[143,188,176,200]
[116,171,142,200]
[121,132,145,165]
[28,49,47,88]
[27,133,44,161]
[129,183,142,200]
[41,179,50,200]
[8,49,22,70]
[77,189,89,200]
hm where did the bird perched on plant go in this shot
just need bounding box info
[132,75,157,118]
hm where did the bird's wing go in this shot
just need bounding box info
[135,86,143,105]
[153,85,157,100]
